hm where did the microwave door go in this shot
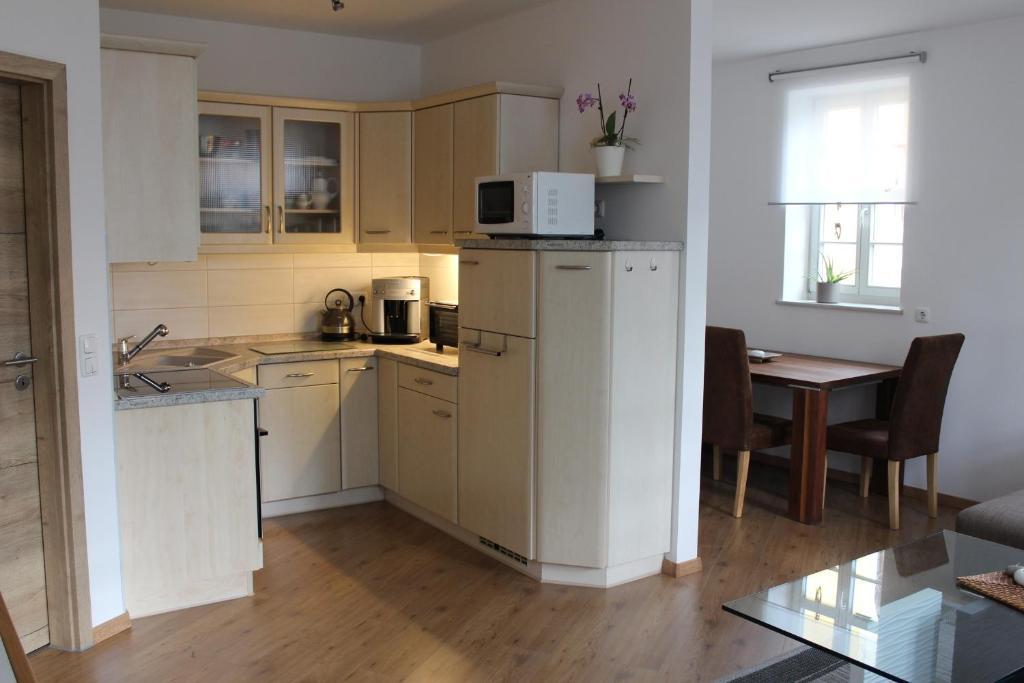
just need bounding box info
[477,181,516,225]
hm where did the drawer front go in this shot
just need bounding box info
[398,363,457,403]
[458,249,536,339]
[258,360,340,389]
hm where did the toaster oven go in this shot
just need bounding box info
[428,302,459,352]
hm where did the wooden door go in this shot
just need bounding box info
[358,112,411,244]
[452,95,498,237]
[458,249,537,339]
[339,357,379,489]
[0,81,48,653]
[497,95,560,175]
[413,104,454,245]
[272,107,355,245]
[377,359,399,491]
[457,333,536,559]
[397,388,457,523]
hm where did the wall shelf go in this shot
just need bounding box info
[596,174,664,185]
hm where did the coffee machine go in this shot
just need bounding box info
[370,277,429,344]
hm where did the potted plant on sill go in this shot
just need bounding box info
[815,255,855,304]
[577,79,639,177]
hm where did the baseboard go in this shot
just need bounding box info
[92,612,131,644]
[262,486,384,518]
[661,556,703,578]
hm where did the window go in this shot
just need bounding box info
[778,71,912,306]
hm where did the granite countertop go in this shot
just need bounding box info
[456,238,684,251]
[114,339,458,411]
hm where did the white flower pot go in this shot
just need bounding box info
[593,145,625,177]
[816,282,841,304]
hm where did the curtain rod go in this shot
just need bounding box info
[768,51,927,83]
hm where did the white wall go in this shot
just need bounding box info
[100,8,421,101]
[0,1,124,626]
[709,17,1024,502]
[422,0,710,563]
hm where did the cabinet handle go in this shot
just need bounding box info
[286,372,315,378]
[365,229,391,235]
[347,367,374,372]
[277,205,284,234]
[432,409,452,419]
[453,230,475,235]
[413,377,434,386]
[459,260,479,266]
[461,342,503,357]
[429,230,449,235]
[649,261,658,271]
[555,265,592,271]
[264,205,271,233]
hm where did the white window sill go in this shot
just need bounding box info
[776,299,904,314]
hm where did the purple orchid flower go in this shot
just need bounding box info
[576,92,598,113]
[619,92,637,113]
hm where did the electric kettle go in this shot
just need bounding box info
[320,288,357,341]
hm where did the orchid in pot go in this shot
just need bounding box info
[576,79,638,177]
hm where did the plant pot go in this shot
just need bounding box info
[593,145,625,177]
[816,282,841,304]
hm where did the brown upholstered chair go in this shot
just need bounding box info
[826,333,965,530]
[703,326,792,517]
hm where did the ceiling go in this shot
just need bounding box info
[714,0,1024,61]
[98,0,556,44]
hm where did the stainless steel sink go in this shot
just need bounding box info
[130,347,237,370]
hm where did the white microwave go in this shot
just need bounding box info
[474,172,595,237]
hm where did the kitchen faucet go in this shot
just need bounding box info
[118,324,169,366]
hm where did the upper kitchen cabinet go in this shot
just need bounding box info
[414,104,454,245]
[358,111,412,244]
[272,107,355,245]
[101,35,203,263]
[198,102,272,246]
[452,94,560,238]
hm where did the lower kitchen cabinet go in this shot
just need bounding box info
[378,358,399,490]
[397,388,457,523]
[339,357,379,489]
[258,361,341,502]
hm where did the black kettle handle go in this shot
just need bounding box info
[325,288,354,311]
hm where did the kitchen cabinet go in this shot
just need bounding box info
[101,37,202,262]
[452,94,560,238]
[258,361,342,501]
[339,357,379,489]
[358,112,412,244]
[377,359,399,491]
[197,102,273,246]
[413,104,454,245]
[273,107,356,244]
[458,249,537,339]
[397,387,457,523]
[115,399,261,617]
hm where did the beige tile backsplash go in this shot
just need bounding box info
[109,252,459,342]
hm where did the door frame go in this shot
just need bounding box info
[0,50,93,651]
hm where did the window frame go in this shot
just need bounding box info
[806,204,902,306]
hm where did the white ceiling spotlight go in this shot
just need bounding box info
[331,0,344,10]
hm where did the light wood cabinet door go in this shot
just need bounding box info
[259,383,341,501]
[452,95,498,236]
[458,333,536,559]
[413,104,454,245]
[198,101,273,246]
[458,249,537,338]
[358,111,412,244]
[102,48,199,262]
[377,358,399,491]
[340,357,379,489]
[498,95,560,174]
[272,107,355,245]
[398,388,457,523]
[536,252,613,568]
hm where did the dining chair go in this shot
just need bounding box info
[826,333,965,530]
[703,326,792,518]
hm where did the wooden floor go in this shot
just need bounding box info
[30,461,955,682]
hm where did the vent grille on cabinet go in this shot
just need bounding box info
[479,536,528,566]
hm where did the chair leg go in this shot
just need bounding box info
[712,445,722,481]
[888,461,901,530]
[859,457,872,498]
[821,456,828,513]
[733,450,750,518]
[927,453,939,519]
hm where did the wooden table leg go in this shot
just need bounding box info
[789,388,830,524]
[870,378,902,497]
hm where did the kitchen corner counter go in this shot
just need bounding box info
[456,238,684,251]
[115,381,265,411]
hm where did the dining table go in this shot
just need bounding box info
[749,352,902,525]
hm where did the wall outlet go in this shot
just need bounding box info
[914,307,931,324]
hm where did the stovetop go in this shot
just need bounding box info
[248,341,357,355]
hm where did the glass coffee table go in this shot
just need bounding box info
[724,531,1024,682]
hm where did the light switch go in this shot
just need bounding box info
[79,334,99,377]
[83,356,98,377]
[80,334,98,355]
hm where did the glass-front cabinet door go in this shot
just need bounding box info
[198,102,273,245]
[272,107,355,244]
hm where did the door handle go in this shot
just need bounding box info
[4,352,38,367]
[460,342,502,357]
[459,260,479,266]
[277,205,284,233]
[555,265,592,271]
[365,230,391,235]
[264,205,271,233]
[429,230,448,235]
[413,377,434,386]
[347,367,374,372]
[432,409,452,419]
[285,372,315,378]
